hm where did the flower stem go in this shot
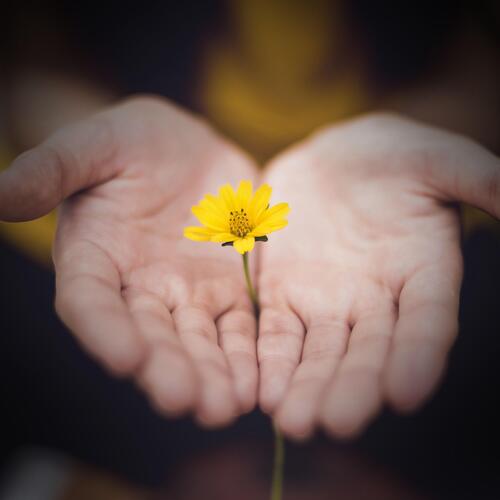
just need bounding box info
[241,253,285,500]
[242,252,259,314]
[271,425,285,500]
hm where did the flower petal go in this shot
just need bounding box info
[184,226,214,241]
[219,183,237,212]
[211,232,239,243]
[235,180,253,210]
[256,202,290,225]
[249,183,272,223]
[249,219,288,237]
[192,206,229,232]
[200,194,228,218]
[233,236,255,254]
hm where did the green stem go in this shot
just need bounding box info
[242,252,259,314]
[271,425,285,500]
[240,252,285,500]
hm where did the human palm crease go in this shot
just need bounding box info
[0,99,498,438]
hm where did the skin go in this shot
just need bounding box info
[258,114,500,439]
[0,97,259,427]
[1,99,499,437]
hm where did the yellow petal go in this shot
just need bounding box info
[257,202,290,225]
[200,194,228,218]
[218,184,237,212]
[258,212,288,228]
[192,206,228,232]
[250,219,288,237]
[184,226,214,241]
[249,183,272,223]
[233,236,255,254]
[211,232,239,243]
[235,180,253,209]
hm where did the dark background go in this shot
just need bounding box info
[1,1,500,498]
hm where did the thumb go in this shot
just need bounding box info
[0,117,117,222]
[431,136,500,220]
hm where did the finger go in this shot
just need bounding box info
[320,309,395,439]
[385,262,462,412]
[54,240,146,376]
[174,305,239,427]
[431,136,500,219]
[275,318,350,440]
[0,95,254,223]
[124,289,198,416]
[0,116,118,221]
[257,307,306,414]
[217,306,258,413]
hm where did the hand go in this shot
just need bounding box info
[0,96,259,427]
[257,114,500,439]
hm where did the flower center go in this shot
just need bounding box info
[229,208,252,237]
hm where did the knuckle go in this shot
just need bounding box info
[48,114,117,183]
[13,146,65,210]
[259,309,303,336]
[84,116,116,159]
[217,309,256,338]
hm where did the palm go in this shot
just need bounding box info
[3,104,498,436]
[258,115,465,439]
[52,98,259,425]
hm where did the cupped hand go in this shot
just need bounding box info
[257,114,500,439]
[0,96,259,426]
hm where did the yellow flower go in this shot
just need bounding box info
[184,180,289,254]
